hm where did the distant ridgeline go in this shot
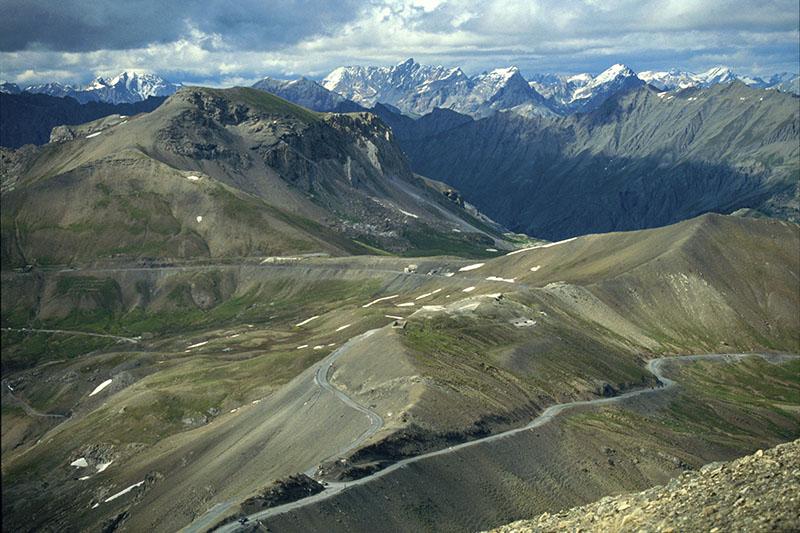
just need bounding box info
[0,92,167,148]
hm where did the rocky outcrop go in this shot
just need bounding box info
[491,439,800,533]
[241,474,324,514]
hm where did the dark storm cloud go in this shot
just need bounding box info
[0,0,364,52]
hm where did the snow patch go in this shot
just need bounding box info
[89,379,113,397]
[421,305,445,311]
[385,315,404,320]
[186,175,201,181]
[296,344,309,350]
[443,272,455,277]
[295,316,319,327]
[104,481,145,503]
[96,461,113,473]
[335,324,352,332]
[530,265,541,272]
[415,288,442,300]
[396,302,415,307]
[363,295,399,308]
[459,263,485,272]
[486,276,515,283]
[462,286,476,292]
[196,215,203,223]
[71,458,89,468]
[313,345,325,350]
[186,340,208,349]
[86,131,102,139]
[398,209,419,219]
[79,476,91,481]
[485,248,498,252]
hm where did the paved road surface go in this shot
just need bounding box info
[215,352,797,532]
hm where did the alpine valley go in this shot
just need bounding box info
[1,53,798,533]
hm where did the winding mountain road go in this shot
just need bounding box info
[2,379,68,419]
[215,352,797,532]
[1,327,139,344]
[182,330,386,533]
[303,337,384,476]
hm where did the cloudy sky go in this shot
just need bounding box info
[1,0,798,86]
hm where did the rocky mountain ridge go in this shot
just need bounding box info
[490,439,800,533]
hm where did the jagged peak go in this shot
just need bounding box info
[593,64,637,84]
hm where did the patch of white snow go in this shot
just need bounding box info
[295,316,319,327]
[89,379,113,397]
[104,481,145,503]
[362,295,399,308]
[186,340,209,350]
[486,276,515,283]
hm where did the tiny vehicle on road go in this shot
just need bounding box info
[238,517,249,524]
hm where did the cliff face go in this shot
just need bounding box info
[490,439,800,533]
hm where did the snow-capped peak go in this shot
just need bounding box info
[566,73,593,85]
[82,71,180,103]
[592,64,637,84]
[488,66,520,81]
[694,66,739,87]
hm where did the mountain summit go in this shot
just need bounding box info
[322,58,553,118]
[19,71,180,104]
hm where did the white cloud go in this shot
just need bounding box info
[1,0,797,85]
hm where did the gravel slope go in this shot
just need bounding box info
[491,439,800,533]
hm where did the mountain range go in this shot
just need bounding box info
[1,56,799,533]
[1,71,180,104]
[392,81,799,239]
[320,59,798,117]
[4,60,795,118]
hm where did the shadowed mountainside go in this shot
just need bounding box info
[396,82,799,239]
[0,92,167,149]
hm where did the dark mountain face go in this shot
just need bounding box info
[395,83,799,240]
[251,77,365,113]
[0,92,167,148]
